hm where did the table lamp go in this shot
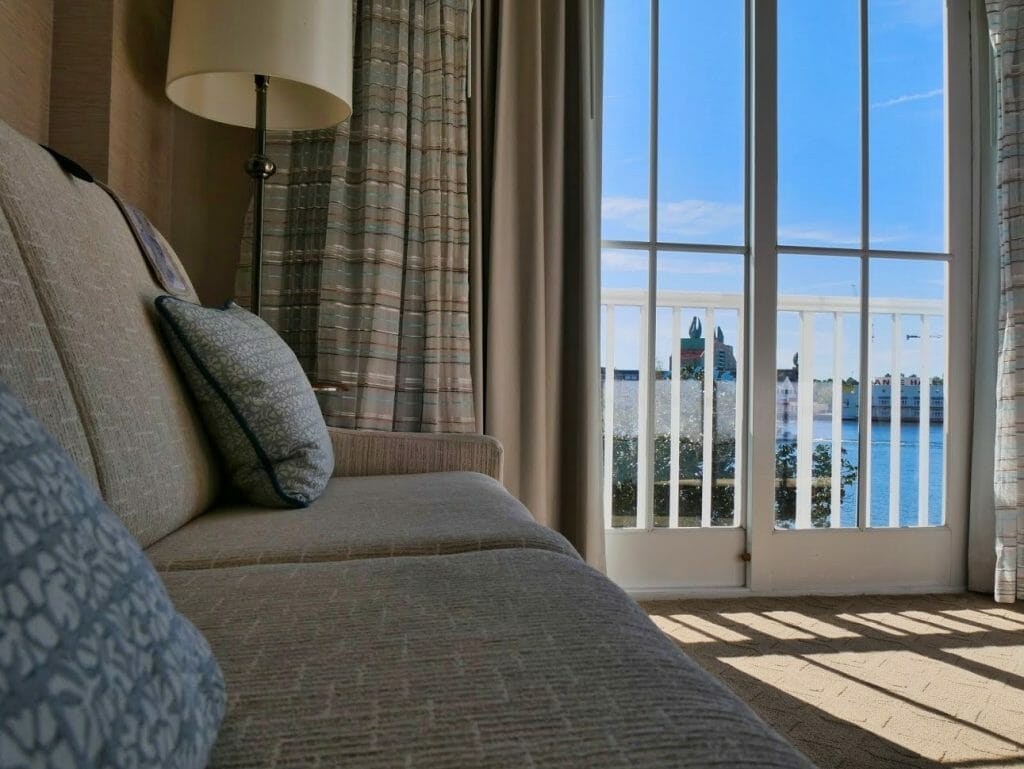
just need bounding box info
[165,0,354,315]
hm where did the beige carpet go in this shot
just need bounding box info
[642,593,1024,769]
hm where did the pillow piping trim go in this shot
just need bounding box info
[155,295,309,508]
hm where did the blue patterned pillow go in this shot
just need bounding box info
[155,296,333,507]
[0,382,225,768]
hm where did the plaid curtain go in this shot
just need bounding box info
[988,0,1024,603]
[237,0,475,433]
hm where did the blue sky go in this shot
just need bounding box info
[601,0,947,382]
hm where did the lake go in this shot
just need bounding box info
[807,419,944,527]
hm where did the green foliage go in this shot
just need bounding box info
[774,440,858,527]
[610,434,735,525]
[608,433,857,528]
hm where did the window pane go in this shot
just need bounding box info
[869,0,946,252]
[867,258,946,527]
[601,249,648,528]
[655,252,743,528]
[778,0,862,248]
[657,0,745,246]
[602,0,651,242]
[776,255,861,529]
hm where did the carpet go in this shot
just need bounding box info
[643,592,1024,769]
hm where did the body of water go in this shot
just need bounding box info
[805,419,944,528]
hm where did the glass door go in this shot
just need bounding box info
[600,0,972,596]
[601,0,749,592]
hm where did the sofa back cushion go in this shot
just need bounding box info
[0,119,220,547]
[0,203,98,486]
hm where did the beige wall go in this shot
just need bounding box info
[0,0,54,144]
[0,0,249,304]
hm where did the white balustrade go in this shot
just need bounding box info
[601,288,944,530]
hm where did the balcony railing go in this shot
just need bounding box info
[601,288,946,530]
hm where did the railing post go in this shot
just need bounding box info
[796,311,814,529]
[918,314,931,526]
[889,314,902,527]
[669,306,681,528]
[603,305,615,528]
[701,308,716,528]
[831,312,843,528]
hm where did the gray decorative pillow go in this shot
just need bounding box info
[0,381,225,768]
[155,296,333,507]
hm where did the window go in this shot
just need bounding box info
[601,0,746,529]
[601,0,959,533]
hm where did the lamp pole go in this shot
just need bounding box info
[245,74,276,316]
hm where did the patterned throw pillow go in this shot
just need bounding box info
[155,296,333,507]
[0,382,225,768]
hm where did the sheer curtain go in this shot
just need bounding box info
[985,0,1024,602]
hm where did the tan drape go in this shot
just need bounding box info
[470,0,605,568]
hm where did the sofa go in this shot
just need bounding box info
[0,118,813,768]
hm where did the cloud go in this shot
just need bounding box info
[601,196,743,240]
[603,197,915,250]
[874,0,944,28]
[871,88,943,110]
[602,249,740,276]
[778,227,905,247]
[778,227,862,247]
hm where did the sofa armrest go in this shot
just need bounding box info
[328,428,504,482]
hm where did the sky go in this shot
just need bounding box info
[600,0,948,384]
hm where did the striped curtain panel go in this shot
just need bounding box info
[237,0,475,433]
[988,0,1024,603]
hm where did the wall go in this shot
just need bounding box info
[170,110,252,304]
[0,0,54,144]
[0,0,249,304]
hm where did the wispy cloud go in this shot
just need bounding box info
[875,0,944,28]
[871,88,943,110]
[602,249,740,276]
[778,226,905,247]
[601,196,743,241]
[778,227,862,247]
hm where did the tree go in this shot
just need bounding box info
[774,440,857,528]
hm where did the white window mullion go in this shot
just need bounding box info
[857,0,871,531]
[640,0,659,533]
[734,298,746,528]
[747,0,778,571]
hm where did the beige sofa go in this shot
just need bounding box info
[0,118,813,768]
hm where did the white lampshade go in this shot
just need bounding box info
[166,0,353,130]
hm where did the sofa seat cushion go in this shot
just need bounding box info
[146,472,578,570]
[161,549,813,768]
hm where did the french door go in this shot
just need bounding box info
[600,0,973,596]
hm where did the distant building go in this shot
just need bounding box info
[841,376,944,423]
[678,317,737,380]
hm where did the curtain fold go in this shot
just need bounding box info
[238,0,476,434]
[986,0,1024,602]
[969,0,1000,594]
[470,0,605,568]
